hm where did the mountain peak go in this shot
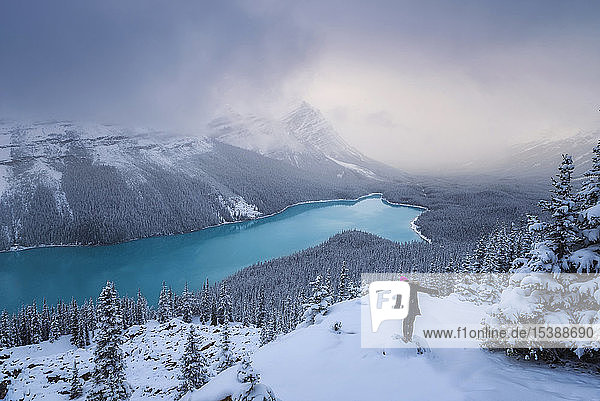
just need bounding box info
[283,102,362,162]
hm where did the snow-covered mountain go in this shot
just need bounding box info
[0,119,390,251]
[208,102,395,181]
[469,133,599,178]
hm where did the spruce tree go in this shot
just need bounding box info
[233,354,279,401]
[49,312,61,342]
[30,304,41,344]
[218,282,232,324]
[337,261,351,302]
[41,298,51,341]
[254,289,266,328]
[580,140,600,211]
[87,281,130,401]
[260,314,275,346]
[157,282,172,324]
[85,299,96,340]
[134,290,148,325]
[177,326,209,397]
[216,321,235,373]
[181,282,192,324]
[539,154,579,263]
[199,279,211,323]
[578,140,600,246]
[0,311,12,348]
[299,275,333,327]
[236,354,259,386]
[70,360,83,399]
[70,298,80,346]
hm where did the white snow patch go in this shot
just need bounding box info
[191,296,600,401]
[327,156,381,180]
[221,195,262,220]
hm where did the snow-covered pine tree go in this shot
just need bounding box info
[70,298,80,347]
[199,279,211,323]
[134,289,148,325]
[580,140,600,211]
[488,150,600,362]
[0,311,12,348]
[181,282,192,323]
[77,318,87,348]
[157,282,172,324]
[70,361,83,399]
[578,140,600,247]
[324,267,332,296]
[233,354,280,401]
[41,298,51,341]
[177,326,209,397]
[298,274,333,328]
[236,354,259,386]
[254,289,266,328]
[260,314,276,346]
[216,321,236,373]
[337,261,351,301]
[49,312,61,342]
[29,303,42,345]
[538,154,579,264]
[87,281,131,401]
[87,298,96,339]
[218,282,233,325]
[168,287,175,320]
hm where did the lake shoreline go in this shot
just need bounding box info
[1,192,429,254]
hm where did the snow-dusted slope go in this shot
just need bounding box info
[1,120,384,251]
[191,296,600,401]
[208,103,388,180]
[283,102,364,162]
[468,133,599,178]
[0,320,259,401]
[0,120,214,194]
[3,295,599,400]
[208,112,306,164]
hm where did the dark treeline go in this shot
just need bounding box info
[221,231,469,331]
[384,178,546,245]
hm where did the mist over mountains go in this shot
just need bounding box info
[0,100,592,251]
[456,132,598,179]
[0,103,397,251]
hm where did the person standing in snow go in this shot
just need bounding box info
[399,277,438,342]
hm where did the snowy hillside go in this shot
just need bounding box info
[0,319,259,401]
[0,120,386,251]
[190,296,600,401]
[3,295,600,400]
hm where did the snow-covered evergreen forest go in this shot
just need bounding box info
[1,140,599,400]
[0,119,544,252]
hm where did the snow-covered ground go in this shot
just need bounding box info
[3,295,600,400]
[1,320,259,401]
[219,195,262,220]
[191,295,600,401]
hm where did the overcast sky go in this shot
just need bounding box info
[1,0,599,172]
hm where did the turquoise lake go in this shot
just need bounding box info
[0,194,423,311]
